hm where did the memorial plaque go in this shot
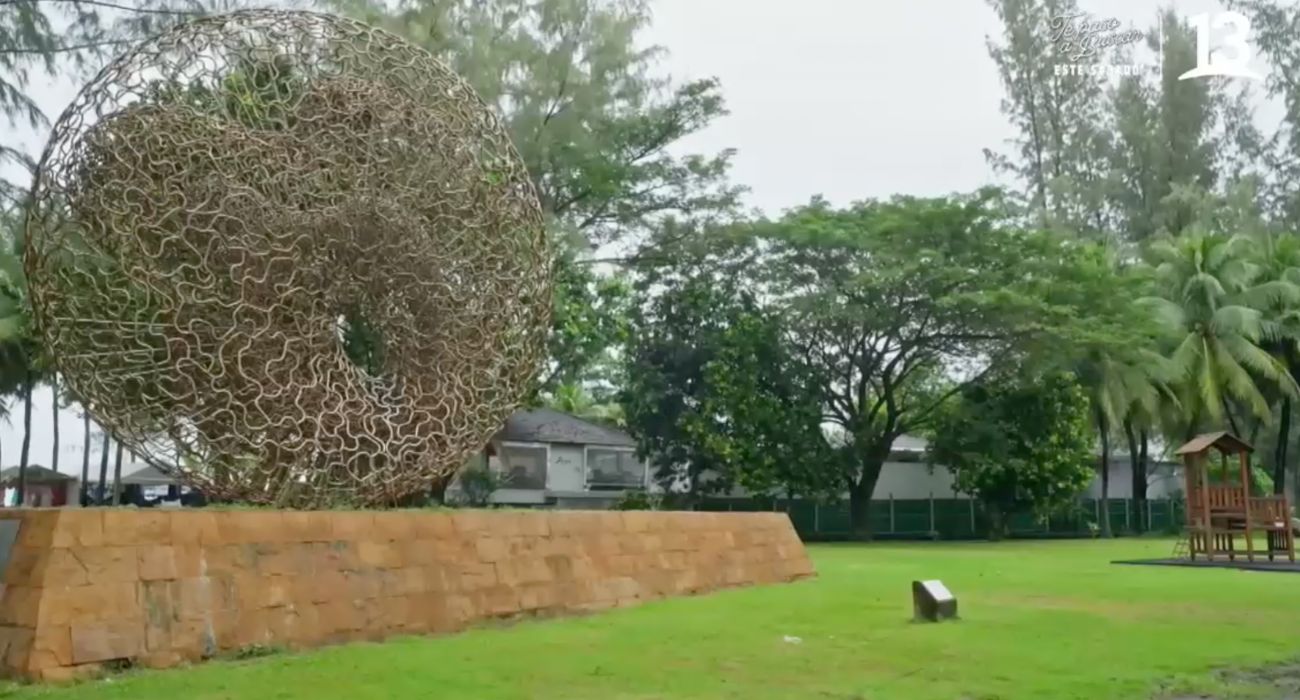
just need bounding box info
[912,579,957,622]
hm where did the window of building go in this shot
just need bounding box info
[496,443,548,490]
[585,447,645,490]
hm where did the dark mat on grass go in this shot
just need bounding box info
[1113,557,1300,573]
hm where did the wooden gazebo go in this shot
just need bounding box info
[1175,431,1294,562]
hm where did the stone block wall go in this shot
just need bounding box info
[0,509,814,681]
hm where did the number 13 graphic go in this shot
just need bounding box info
[1178,11,1263,81]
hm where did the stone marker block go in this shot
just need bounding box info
[912,579,957,622]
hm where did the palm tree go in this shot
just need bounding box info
[0,203,37,505]
[1076,347,1176,537]
[1246,231,1300,495]
[1140,234,1299,437]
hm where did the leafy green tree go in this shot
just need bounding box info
[0,201,42,504]
[331,0,741,253]
[684,191,1119,537]
[929,372,1096,539]
[541,253,631,397]
[685,306,841,500]
[545,381,624,427]
[1106,11,1260,243]
[0,0,241,203]
[622,274,750,498]
[1140,234,1299,437]
[984,0,1112,237]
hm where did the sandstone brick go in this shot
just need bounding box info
[203,544,258,575]
[316,599,363,634]
[372,512,418,541]
[169,511,220,546]
[412,512,455,539]
[35,662,101,683]
[428,538,470,564]
[37,581,140,627]
[621,511,652,533]
[213,514,258,546]
[330,512,375,541]
[3,547,50,586]
[30,624,71,667]
[440,594,476,626]
[138,650,183,669]
[260,576,293,608]
[138,546,181,581]
[456,561,498,591]
[473,536,509,563]
[51,511,104,548]
[70,620,143,664]
[357,541,402,569]
[450,510,493,534]
[515,512,551,537]
[376,595,412,630]
[15,511,58,549]
[518,584,560,611]
[342,570,383,600]
[257,543,312,576]
[398,539,437,566]
[141,579,179,628]
[477,585,521,617]
[228,609,271,649]
[303,512,337,541]
[102,510,169,547]
[280,512,315,543]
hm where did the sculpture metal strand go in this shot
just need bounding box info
[25,10,551,507]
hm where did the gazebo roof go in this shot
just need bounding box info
[0,466,75,486]
[1174,431,1254,456]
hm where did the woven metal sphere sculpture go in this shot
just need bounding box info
[25,9,551,507]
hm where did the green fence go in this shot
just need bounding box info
[695,497,1187,540]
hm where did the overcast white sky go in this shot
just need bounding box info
[0,0,1268,473]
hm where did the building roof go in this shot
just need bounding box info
[0,466,75,485]
[494,408,637,448]
[120,463,181,486]
[1174,431,1253,456]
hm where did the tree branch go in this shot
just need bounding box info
[0,0,198,14]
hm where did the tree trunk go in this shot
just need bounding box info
[16,369,33,507]
[111,441,124,506]
[79,413,91,505]
[1125,418,1142,534]
[986,504,1008,541]
[1276,398,1292,495]
[849,448,889,540]
[848,483,874,540]
[96,434,110,504]
[1097,408,1111,538]
[1223,398,1242,437]
[1137,429,1149,529]
[50,374,59,476]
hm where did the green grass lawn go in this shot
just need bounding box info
[5,538,1299,700]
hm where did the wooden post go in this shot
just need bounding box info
[1181,455,1196,559]
[1239,451,1255,562]
[969,498,975,536]
[1201,455,1214,561]
[929,492,936,534]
